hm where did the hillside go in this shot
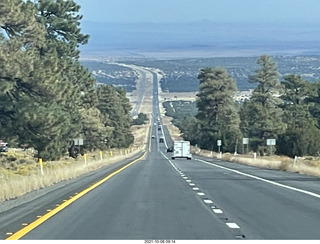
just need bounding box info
[82,56,320,92]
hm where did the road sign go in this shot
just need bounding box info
[74,139,83,146]
[242,138,249,144]
[217,140,222,146]
[266,139,276,146]
[267,139,276,156]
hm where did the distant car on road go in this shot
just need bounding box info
[166,147,173,153]
[0,142,8,152]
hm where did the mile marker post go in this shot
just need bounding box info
[39,158,44,175]
[84,154,87,165]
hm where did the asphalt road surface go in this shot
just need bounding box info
[3,122,320,240]
[1,65,320,240]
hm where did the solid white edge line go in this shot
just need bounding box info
[195,158,320,200]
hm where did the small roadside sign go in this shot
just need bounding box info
[266,139,276,146]
[74,139,83,146]
[242,138,249,144]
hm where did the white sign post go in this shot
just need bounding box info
[217,140,222,152]
[217,140,222,158]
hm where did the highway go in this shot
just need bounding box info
[1,66,320,240]
[112,62,153,117]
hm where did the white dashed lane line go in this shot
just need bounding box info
[226,223,240,229]
[203,199,213,204]
[160,151,243,236]
[213,209,223,214]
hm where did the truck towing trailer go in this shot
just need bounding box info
[172,141,192,160]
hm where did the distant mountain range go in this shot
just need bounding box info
[79,20,320,59]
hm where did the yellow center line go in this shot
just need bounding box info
[6,150,147,240]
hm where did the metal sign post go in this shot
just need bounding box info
[242,138,249,154]
[217,140,222,153]
[217,140,222,158]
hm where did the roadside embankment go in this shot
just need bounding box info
[0,145,146,204]
[0,120,151,204]
[192,148,320,178]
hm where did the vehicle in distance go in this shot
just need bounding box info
[159,137,164,143]
[171,141,192,160]
[166,147,173,152]
[152,135,156,139]
[0,141,8,152]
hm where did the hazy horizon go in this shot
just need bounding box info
[75,0,320,59]
[79,20,320,59]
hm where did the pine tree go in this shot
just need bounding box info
[97,85,134,148]
[80,107,112,152]
[196,67,242,152]
[243,55,286,155]
[35,0,89,59]
[277,75,320,156]
[178,117,200,146]
[307,81,320,129]
[0,0,94,160]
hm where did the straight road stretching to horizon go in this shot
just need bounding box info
[2,67,320,240]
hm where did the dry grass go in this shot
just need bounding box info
[0,104,150,204]
[0,146,146,203]
[192,147,320,178]
[161,115,183,141]
[158,92,184,142]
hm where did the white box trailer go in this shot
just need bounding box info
[172,141,192,160]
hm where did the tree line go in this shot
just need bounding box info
[0,0,134,161]
[178,54,320,157]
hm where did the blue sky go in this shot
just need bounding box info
[75,0,320,24]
